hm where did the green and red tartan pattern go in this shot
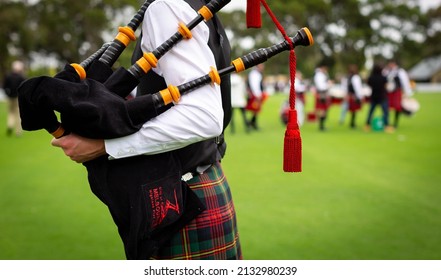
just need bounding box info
[151,162,242,260]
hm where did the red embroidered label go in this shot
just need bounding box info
[148,186,180,228]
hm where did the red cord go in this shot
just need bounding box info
[260,0,296,110]
[260,0,302,172]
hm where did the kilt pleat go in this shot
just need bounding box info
[348,95,361,112]
[388,90,403,111]
[151,162,242,260]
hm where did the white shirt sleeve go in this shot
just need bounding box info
[294,77,307,93]
[398,68,413,97]
[352,74,364,99]
[314,71,328,92]
[104,0,223,159]
[248,69,262,98]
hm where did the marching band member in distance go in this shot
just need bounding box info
[51,0,242,260]
[3,60,26,137]
[365,63,393,133]
[344,64,364,129]
[383,59,414,129]
[245,63,267,131]
[313,63,331,131]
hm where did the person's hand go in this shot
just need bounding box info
[51,133,106,163]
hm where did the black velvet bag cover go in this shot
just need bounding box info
[18,63,206,259]
[86,60,115,83]
[103,67,140,99]
[18,64,159,139]
[84,152,205,259]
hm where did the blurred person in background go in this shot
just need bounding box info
[313,63,331,131]
[338,75,349,125]
[365,64,393,133]
[230,73,249,133]
[383,59,414,129]
[2,60,26,137]
[245,63,267,130]
[343,64,364,129]
[294,71,307,126]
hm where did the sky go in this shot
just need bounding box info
[223,0,441,12]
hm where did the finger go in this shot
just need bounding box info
[69,156,80,163]
[51,137,62,147]
[70,156,84,164]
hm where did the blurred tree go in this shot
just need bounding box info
[0,1,30,77]
[1,0,139,78]
[220,0,433,79]
[32,0,141,67]
[1,0,439,81]
[360,0,427,70]
[422,6,441,59]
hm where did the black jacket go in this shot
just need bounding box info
[368,72,387,103]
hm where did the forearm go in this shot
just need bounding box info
[104,92,223,159]
[51,134,106,163]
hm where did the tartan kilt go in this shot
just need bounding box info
[151,162,242,260]
[388,89,403,111]
[315,92,330,110]
[245,95,262,113]
[348,95,362,112]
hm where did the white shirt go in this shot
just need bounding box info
[349,74,364,99]
[385,67,414,97]
[248,68,263,98]
[105,0,224,159]
[294,77,307,93]
[230,73,247,108]
[397,68,413,96]
[313,68,329,92]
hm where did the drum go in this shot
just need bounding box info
[401,97,420,116]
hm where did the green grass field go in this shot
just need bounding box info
[1,91,440,260]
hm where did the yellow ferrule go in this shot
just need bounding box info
[51,126,65,139]
[168,85,181,103]
[160,85,181,106]
[208,66,221,85]
[119,26,136,40]
[136,57,153,74]
[143,52,158,68]
[198,6,213,21]
[303,27,314,46]
[160,89,173,105]
[70,63,86,80]
[116,26,136,46]
[232,58,245,73]
[178,22,193,39]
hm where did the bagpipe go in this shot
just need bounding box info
[18,25,313,139]
[17,0,314,259]
[18,0,231,139]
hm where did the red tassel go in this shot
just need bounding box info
[246,0,262,28]
[283,109,302,172]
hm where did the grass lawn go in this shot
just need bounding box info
[0,91,440,260]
